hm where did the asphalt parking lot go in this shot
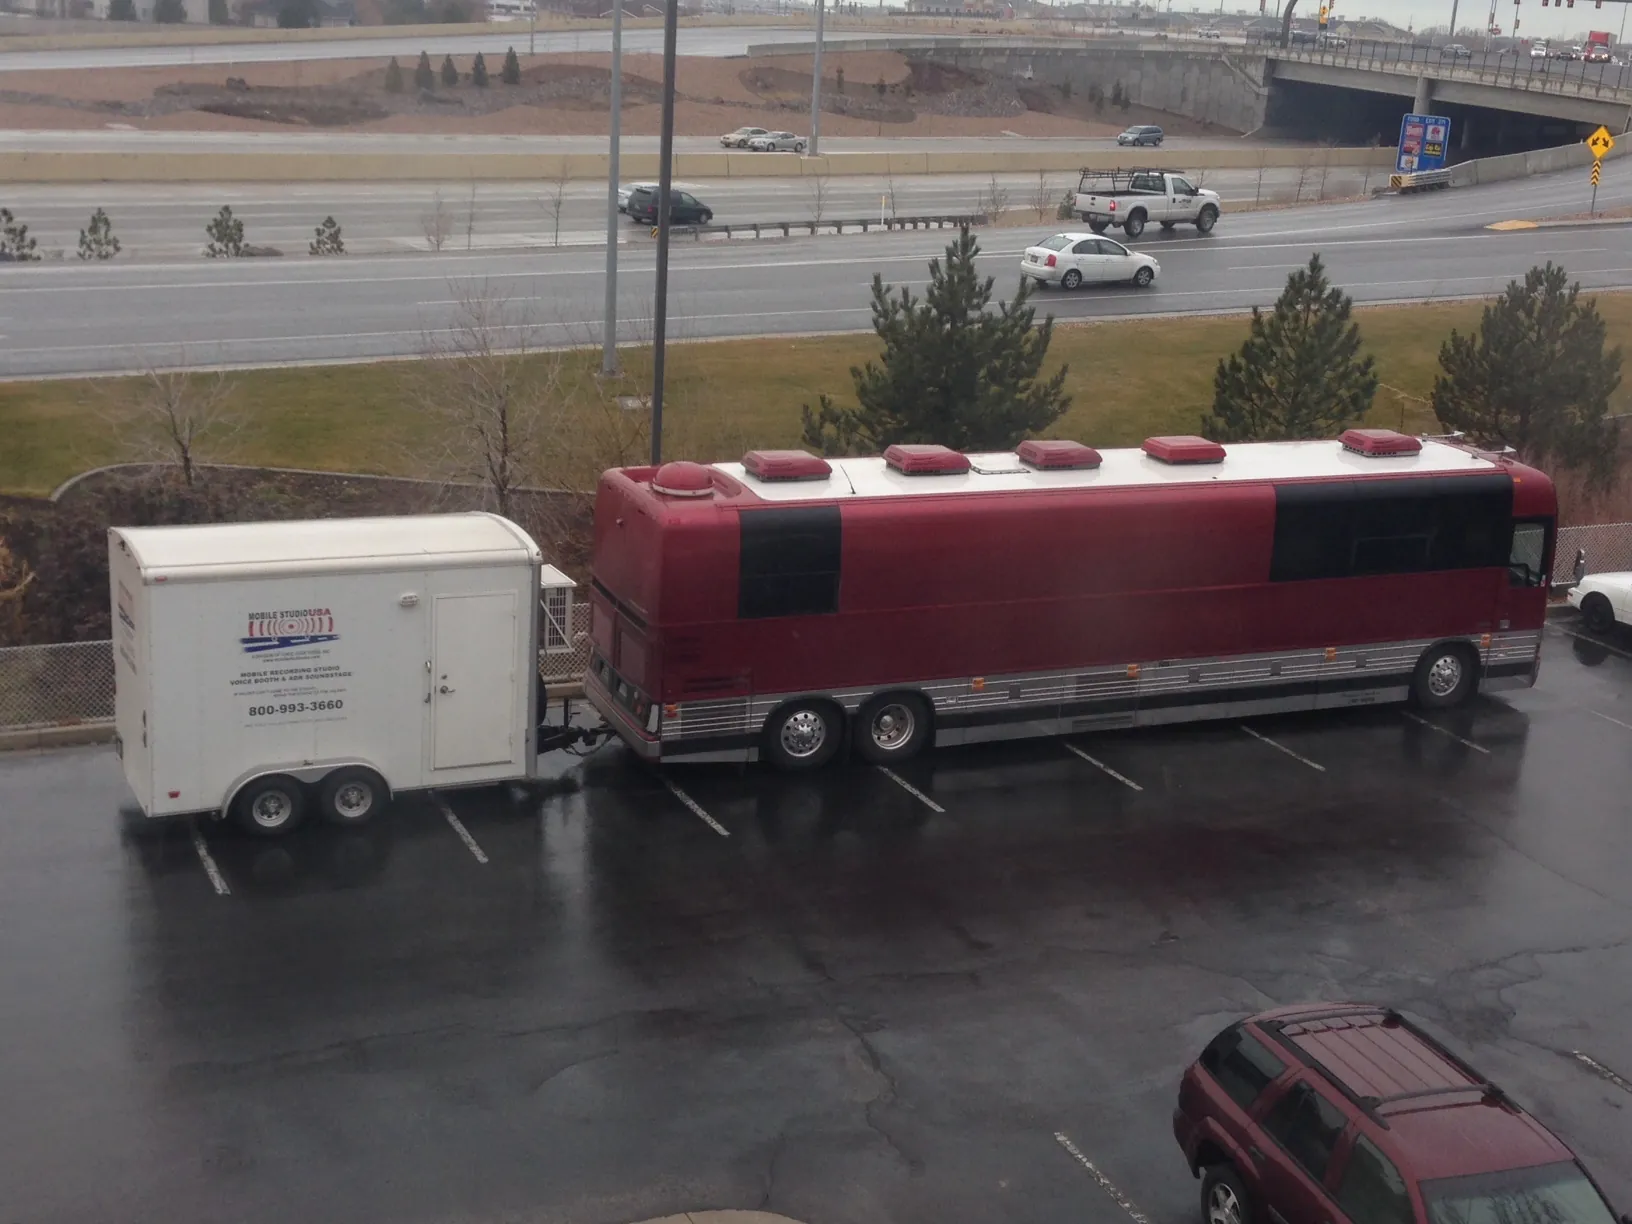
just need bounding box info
[2,620,1631,1224]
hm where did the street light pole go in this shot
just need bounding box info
[649,0,679,465]
[529,0,535,55]
[1448,0,1460,40]
[809,0,826,156]
[601,0,623,376]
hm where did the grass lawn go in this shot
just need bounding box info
[4,293,1630,499]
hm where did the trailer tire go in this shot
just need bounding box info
[318,767,387,827]
[854,693,931,764]
[1411,642,1478,709]
[234,774,306,837]
[1122,210,1147,238]
[763,699,843,771]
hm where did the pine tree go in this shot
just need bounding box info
[108,0,137,19]
[153,0,186,22]
[800,227,1071,456]
[471,51,489,87]
[384,56,405,92]
[1109,81,1124,108]
[501,45,521,85]
[1200,254,1377,442]
[415,49,435,90]
[0,208,39,261]
[203,205,246,258]
[440,54,459,88]
[77,208,120,261]
[208,0,229,22]
[309,216,345,256]
[1431,263,1622,477]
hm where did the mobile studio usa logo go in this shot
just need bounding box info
[241,608,340,654]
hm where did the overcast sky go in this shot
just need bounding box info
[1201,0,1631,39]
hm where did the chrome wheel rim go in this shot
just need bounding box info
[1208,1183,1242,1224]
[870,703,915,751]
[779,710,827,759]
[1427,653,1463,698]
[333,782,373,820]
[250,789,294,829]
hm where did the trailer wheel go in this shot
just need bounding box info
[234,774,306,837]
[1411,642,1477,709]
[854,693,931,764]
[764,699,843,771]
[318,767,387,827]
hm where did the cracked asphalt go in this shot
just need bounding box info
[1,620,1630,1224]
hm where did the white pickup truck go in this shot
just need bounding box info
[1074,168,1222,238]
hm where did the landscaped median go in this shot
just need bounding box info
[10,295,1632,499]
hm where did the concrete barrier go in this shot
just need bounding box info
[1449,141,1623,188]
[0,145,1395,185]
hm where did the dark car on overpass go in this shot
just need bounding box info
[1173,1004,1629,1224]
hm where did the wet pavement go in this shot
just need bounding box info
[2,619,1630,1224]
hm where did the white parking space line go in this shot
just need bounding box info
[190,824,231,897]
[663,777,731,837]
[1054,1132,1152,1224]
[1571,1050,1632,1095]
[1549,624,1632,660]
[876,766,946,813]
[433,792,490,864]
[1589,708,1632,734]
[1062,743,1144,792]
[1240,725,1326,772]
[1401,711,1491,755]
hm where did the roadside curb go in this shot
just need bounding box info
[0,721,113,753]
[1487,216,1632,231]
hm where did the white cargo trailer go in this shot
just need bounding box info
[109,513,581,836]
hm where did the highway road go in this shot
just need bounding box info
[0,23,894,72]
[1,158,1628,379]
[0,165,1375,259]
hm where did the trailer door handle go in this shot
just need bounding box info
[439,684,456,694]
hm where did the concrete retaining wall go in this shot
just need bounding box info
[0,144,1393,184]
[1449,139,1622,187]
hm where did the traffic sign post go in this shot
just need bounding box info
[1586,126,1614,218]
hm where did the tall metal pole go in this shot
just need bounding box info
[809,0,826,156]
[649,0,679,466]
[601,0,623,376]
[1448,0,1460,40]
[529,1,535,55]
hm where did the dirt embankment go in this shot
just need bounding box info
[0,49,1228,138]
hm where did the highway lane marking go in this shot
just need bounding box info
[1240,725,1326,772]
[663,777,731,837]
[1401,711,1490,754]
[190,824,231,897]
[1570,1050,1632,1095]
[433,792,490,864]
[876,766,946,813]
[1548,624,1632,660]
[1053,1132,1152,1224]
[1062,743,1144,791]
[1588,708,1632,734]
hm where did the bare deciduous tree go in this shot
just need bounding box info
[979,174,1012,221]
[421,191,453,252]
[807,172,831,226]
[464,181,478,252]
[0,538,33,646]
[1029,170,1054,221]
[541,161,571,248]
[108,366,244,487]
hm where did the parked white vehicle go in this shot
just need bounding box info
[1022,232,1159,289]
[720,126,769,148]
[1074,168,1222,238]
[746,131,807,152]
[1568,572,1632,633]
[109,514,586,837]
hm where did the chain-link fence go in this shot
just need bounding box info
[0,641,115,732]
[1555,522,1632,587]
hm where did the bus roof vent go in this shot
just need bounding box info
[884,443,971,476]
[650,460,715,498]
[1143,435,1226,465]
[1017,439,1103,471]
[1340,428,1423,457]
[742,449,833,481]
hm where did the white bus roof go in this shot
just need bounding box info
[112,512,541,582]
[715,438,1502,504]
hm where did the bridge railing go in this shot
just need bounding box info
[1269,38,1632,102]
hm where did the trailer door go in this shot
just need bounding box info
[431,591,519,770]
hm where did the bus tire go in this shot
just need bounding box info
[764,699,843,771]
[318,767,387,827]
[233,774,306,837]
[854,693,931,764]
[1411,642,1477,709]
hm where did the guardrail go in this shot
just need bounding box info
[1269,38,1632,102]
[649,212,990,241]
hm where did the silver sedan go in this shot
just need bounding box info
[746,131,808,152]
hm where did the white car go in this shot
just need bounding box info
[1568,572,1632,633]
[1022,232,1159,290]
[720,126,769,148]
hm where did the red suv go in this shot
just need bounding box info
[1173,1004,1628,1224]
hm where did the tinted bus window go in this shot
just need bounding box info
[738,506,842,619]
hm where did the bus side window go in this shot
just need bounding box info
[738,506,843,619]
[1508,520,1549,588]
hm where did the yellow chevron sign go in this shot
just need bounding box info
[1592,159,1601,186]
